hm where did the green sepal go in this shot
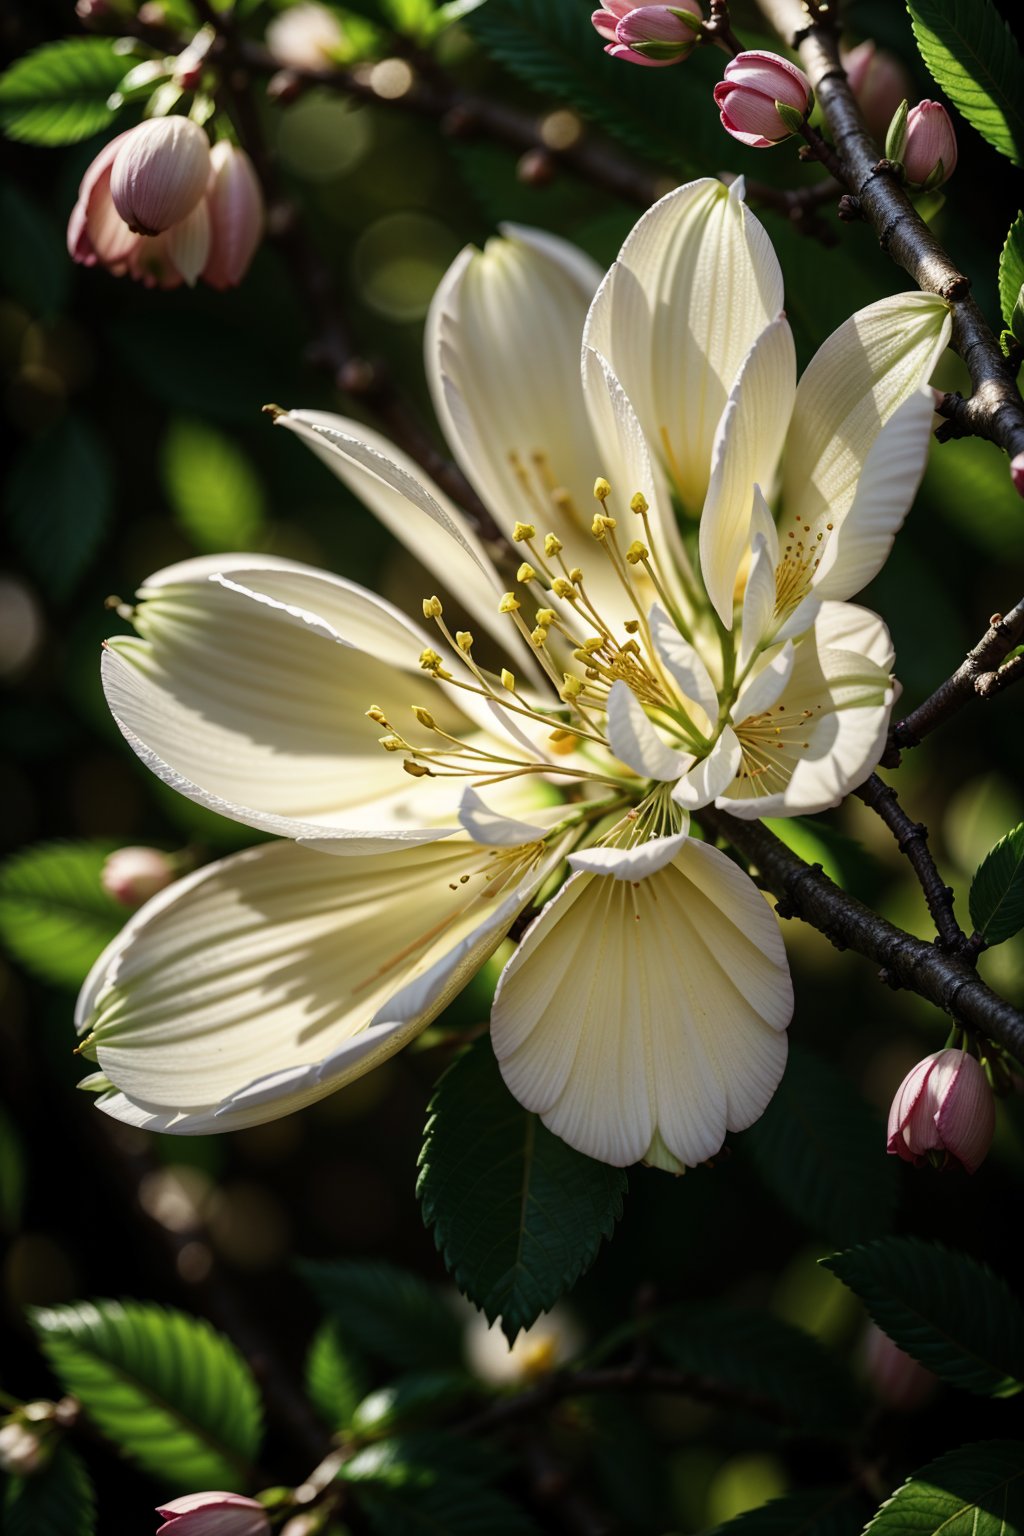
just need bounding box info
[885,98,909,162]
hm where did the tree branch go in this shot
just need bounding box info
[699,807,1024,1062]
[884,597,1024,760]
[853,774,966,952]
[754,0,1024,462]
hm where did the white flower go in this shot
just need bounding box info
[78,180,950,1170]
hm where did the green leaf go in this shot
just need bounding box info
[340,1440,536,1535]
[350,1372,470,1437]
[0,841,123,990]
[0,39,128,145]
[30,1300,264,1489]
[5,417,113,601]
[907,0,1024,167]
[821,1238,1024,1396]
[736,1046,898,1247]
[417,1037,626,1342]
[297,1260,463,1371]
[969,823,1024,944]
[0,184,68,319]
[305,1319,370,1429]
[2,1441,96,1536]
[0,1104,27,1232]
[864,1440,1024,1534]
[465,0,722,178]
[659,1307,862,1436]
[998,213,1024,331]
[161,419,267,553]
[703,1485,863,1535]
[923,434,1024,563]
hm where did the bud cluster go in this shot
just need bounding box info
[591,1,704,67]
[68,118,264,291]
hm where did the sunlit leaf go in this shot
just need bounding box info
[970,823,1024,944]
[907,0,1024,166]
[0,841,122,990]
[0,39,128,145]
[864,1439,1024,1534]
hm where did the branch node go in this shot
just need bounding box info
[836,193,862,221]
[940,272,971,302]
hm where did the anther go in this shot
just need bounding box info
[412,707,436,728]
[419,647,444,672]
[624,619,640,634]
[365,706,388,724]
[517,562,538,583]
[544,533,563,556]
[501,669,516,692]
[403,760,432,777]
[569,567,583,583]
[512,521,536,542]
[422,595,444,619]
[535,608,556,627]
[380,735,405,751]
[455,631,474,652]
[560,673,584,699]
[591,514,616,539]
[625,539,648,564]
[552,578,575,599]
[530,627,548,647]
[594,477,612,502]
[630,492,649,515]
[498,592,521,613]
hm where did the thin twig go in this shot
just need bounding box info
[754,0,1024,462]
[853,774,966,952]
[884,598,1024,761]
[699,807,1024,1061]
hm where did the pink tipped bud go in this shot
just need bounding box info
[901,100,957,189]
[841,40,914,143]
[887,1048,995,1173]
[156,1493,270,1536]
[202,143,265,290]
[67,130,139,269]
[713,50,813,147]
[265,3,347,71]
[110,117,211,236]
[102,847,177,908]
[597,3,703,67]
[1011,452,1024,498]
[861,1323,938,1412]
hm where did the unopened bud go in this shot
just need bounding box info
[887,1048,995,1173]
[110,117,211,235]
[202,142,264,290]
[592,1,703,67]
[841,39,914,142]
[102,847,177,908]
[713,51,813,147]
[0,1420,47,1476]
[155,1490,271,1534]
[901,100,957,189]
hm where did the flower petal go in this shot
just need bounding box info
[492,840,791,1168]
[781,291,951,545]
[457,786,551,846]
[733,639,795,722]
[812,390,935,602]
[102,560,470,842]
[737,525,776,671]
[699,315,796,627]
[649,603,719,723]
[583,178,784,511]
[568,828,689,879]
[721,600,895,818]
[606,679,692,780]
[671,726,742,809]
[78,835,566,1133]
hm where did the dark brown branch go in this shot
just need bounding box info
[853,774,965,952]
[884,598,1024,760]
[754,0,1024,462]
[699,808,1024,1062]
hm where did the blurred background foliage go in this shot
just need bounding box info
[1,0,1023,1531]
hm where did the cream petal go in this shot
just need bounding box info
[274,410,535,671]
[457,786,551,846]
[721,601,896,818]
[606,680,692,781]
[733,640,795,722]
[781,291,951,541]
[165,197,210,287]
[671,726,742,810]
[737,530,776,671]
[583,178,784,511]
[812,390,935,602]
[492,839,791,1168]
[568,828,689,879]
[425,229,602,562]
[649,603,719,723]
[699,316,796,627]
[79,835,566,1133]
[102,564,471,840]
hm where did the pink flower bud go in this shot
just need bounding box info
[887,1048,995,1173]
[202,143,265,290]
[901,100,957,189]
[713,51,813,147]
[840,39,914,143]
[102,847,177,907]
[67,131,139,269]
[0,1421,47,1476]
[111,117,211,237]
[156,1492,271,1536]
[265,3,347,71]
[861,1322,937,1412]
[593,3,703,67]
[1011,451,1024,498]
